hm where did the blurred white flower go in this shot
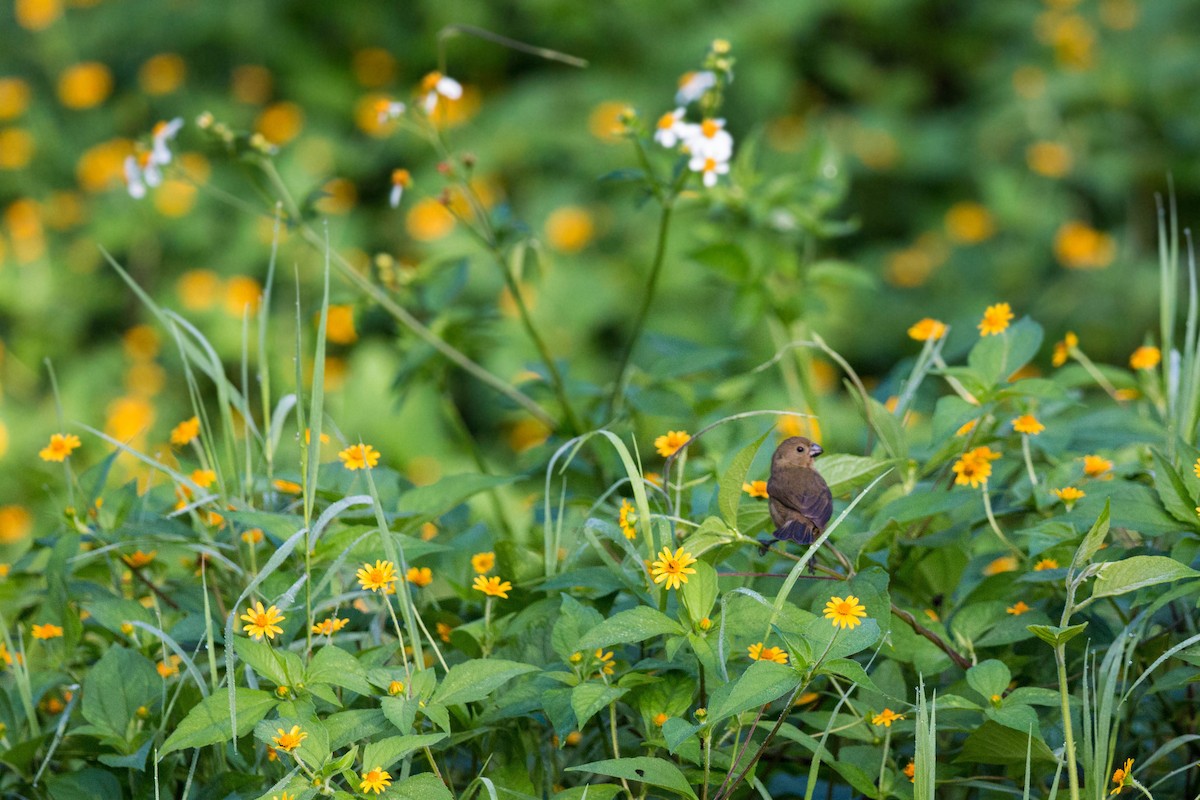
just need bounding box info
[421,71,463,114]
[124,153,161,199]
[375,99,406,124]
[675,70,716,105]
[653,108,690,148]
[389,168,412,208]
[150,117,184,166]
[684,118,733,162]
[689,154,729,188]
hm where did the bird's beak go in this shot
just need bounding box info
[809,443,823,458]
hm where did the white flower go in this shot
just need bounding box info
[653,108,690,148]
[421,71,463,114]
[123,153,161,199]
[375,99,406,124]
[689,154,729,188]
[683,118,733,162]
[675,70,716,106]
[150,117,184,166]
[389,168,411,208]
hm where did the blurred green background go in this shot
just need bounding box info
[2,0,1199,539]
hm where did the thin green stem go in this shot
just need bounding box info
[878,727,892,793]
[1021,435,1039,486]
[609,700,635,800]
[384,591,414,686]
[980,481,1021,558]
[1056,646,1081,800]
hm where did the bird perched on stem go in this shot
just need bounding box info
[764,436,832,552]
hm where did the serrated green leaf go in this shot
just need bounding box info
[576,607,684,652]
[1027,622,1088,647]
[430,659,538,706]
[1091,556,1200,601]
[707,661,800,725]
[958,720,1056,765]
[361,733,447,772]
[680,560,718,626]
[570,683,627,730]
[389,772,453,800]
[719,430,771,528]
[234,637,290,687]
[160,689,277,755]
[966,660,1011,700]
[306,646,373,695]
[567,757,698,799]
[1071,499,1111,570]
[81,646,159,740]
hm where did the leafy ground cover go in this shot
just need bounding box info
[3,5,1200,800]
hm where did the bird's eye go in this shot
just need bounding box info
[796,446,803,453]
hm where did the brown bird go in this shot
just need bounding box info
[765,436,832,549]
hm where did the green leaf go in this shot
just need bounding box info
[45,769,122,800]
[661,717,699,753]
[966,660,1011,700]
[361,733,447,772]
[707,661,801,725]
[818,454,893,497]
[552,785,624,800]
[567,757,698,800]
[719,430,771,529]
[430,659,538,706]
[968,317,1043,387]
[819,658,879,693]
[81,646,159,740]
[680,560,718,626]
[396,474,516,519]
[808,259,877,291]
[389,772,454,800]
[306,646,373,695]
[570,683,627,730]
[958,720,1056,765]
[1027,622,1088,647]
[1150,450,1199,526]
[325,709,389,750]
[552,595,605,663]
[234,637,291,687]
[160,689,277,755]
[1071,499,1111,570]
[576,607,684,652]
[689,242,751,281]
[1091,555,1200,601]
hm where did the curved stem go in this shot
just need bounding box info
[980,482,1021,558]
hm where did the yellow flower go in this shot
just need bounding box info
[1110,757,1133,795]
[944,202,995,244]
[823,595,868,630]
[907,317,947,341]
[273,478,302,494]
[170,416,200,446]
[742,480,769,499]
[1053,487,1085,505]
[952,446,1000,488]
[649,546,698,591]
[545,206,595,253]
[1027,141,1073,178]
[387,680,405,695]
[955,419,978,437]
[471,551,496,574]
[904,761,916,782]
[653,712,669,727]
[405,566,433,587]
[157,659,179,678]
[747,642,789,664]
[0,506,35,545]
[39,433,81,462]
[1033,558,1060,571]
[618,499,638,539]
[1012,414,1045,435]
[978,303,1014,336]
[57,62,113,110]
[984,556,1018,576]
[472,575,513,599]
[242,528,264,545]
[1083,455,1113,478]
[356,560,398,593]
[436,621,452,642]
[311,617,349,636]
[1052,331,1079,367]
[565,730,583,745]
[594,648,615,676]
[324,304,358,345]
[1006,601,1031,616]
[654,430,691,458]
[272,724,307,752]
[871,708,905,727]
[339,443,381,471]
[191,469,216,489]
[1129,346,1161,370]
[240,602,285,641]
[1055,221,1115,270]
[32,623,64,640]
[122,549,157,569]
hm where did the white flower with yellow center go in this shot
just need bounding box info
[421,71,463,113]
[389,168,411,208]
[684,118,733,162]
[653,108,690,148]
[150,117,184,166]
[689,154,729,188]
[123,151,161,199]
[375,99,406,124]
[675,70,716,105]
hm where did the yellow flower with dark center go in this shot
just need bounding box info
[472,575,513,599]
[747,642,788,664]
[1012,414,1044,435]
[1006,601,1031,616]
[824,595,868,630]
[649,546,698,591]
[1110,757,1133,795]
[594,648,615,676]
[1084,455,1113,478]
[1129,346,1161,370]
[122,550,156,568]
[471,551,495,574]
[171,416,200,446]
[405,566,433,587]
[311,617,349,636]
[272,725,307,752]
[618,500,638,539]
[273,478,302,494]
[39,433,81,462]
[1053,487,1085,506]
[978,303,1014,336]
[871,708,905,727]
[742,480,769,499]
[356,560,397,593]
[952,446,999,488]
[984,556,1018,576]
[339,443,381,471]
[240,602,285,641]
[907,317,947,341]
[654,430,691,458]
[32,623,64,640]
[1033,558,1060,571]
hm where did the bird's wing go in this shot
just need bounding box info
[768,469,833,529]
